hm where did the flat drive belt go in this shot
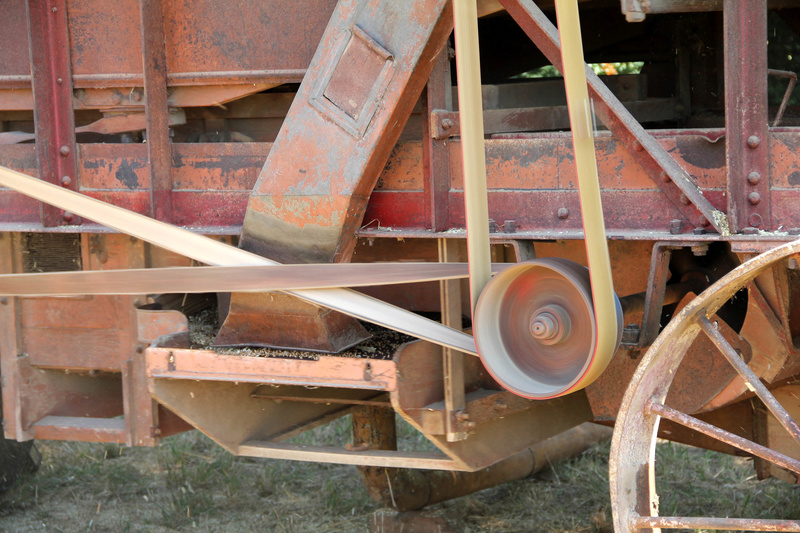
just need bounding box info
[0,165,479,356]
[0,262,509,297]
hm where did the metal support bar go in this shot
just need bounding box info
[438,238,467,442]
[768,69,797,128]
[26,0,80,227]
[724,0,769,233]
[639,243,676,347]
[139,0,174,222]
[423,47,453,232]
[499,0,728,235]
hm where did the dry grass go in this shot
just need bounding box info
[1,422,799,533]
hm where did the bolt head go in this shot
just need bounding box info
[441,118,453,130]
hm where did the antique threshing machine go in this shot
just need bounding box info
[4,0,800,529]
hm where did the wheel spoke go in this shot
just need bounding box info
[648,401,800,475]
[632,515,800,531]
[699,315,800,448]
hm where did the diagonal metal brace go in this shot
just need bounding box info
[499,0,729,236]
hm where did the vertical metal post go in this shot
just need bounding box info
[439,238,467,442]
[724,0,769,233]
[139,0,173,222]
[452,0,492,314]
[26,0,80,227]
[423,47,453,232]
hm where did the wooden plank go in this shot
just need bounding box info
[238,441,467,471]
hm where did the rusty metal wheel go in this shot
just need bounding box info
[610,240,800,532]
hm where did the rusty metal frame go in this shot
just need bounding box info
[422,46,453,232]
[139,0,174,223]
[724,0,770,233]
[499,0,728,235]
[26,0,80,227]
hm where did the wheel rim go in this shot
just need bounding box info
[610,240,800,532]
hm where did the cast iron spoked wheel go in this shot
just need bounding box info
[610,240,800,533]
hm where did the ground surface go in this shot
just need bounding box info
[1,420,799,533]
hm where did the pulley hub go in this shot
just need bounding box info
[529,305,571,345]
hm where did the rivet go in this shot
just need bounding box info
[557,207,569,219]
[61,175,71,187]
[748,212,763,228]
[699,216,710,227]
[132,90,143,102]
[748,191,761,205]
[747,172,761,185]
[680,194,691,205]
[747,135,760,149]
[633,141,644,152]
[59,145,70,156]
[661,172,670,183]
[0,297,8,305]
[111,93,121,105]
[56,77,63,85]
[62,211,73,223]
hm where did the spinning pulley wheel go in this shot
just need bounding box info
[474,258,623,399]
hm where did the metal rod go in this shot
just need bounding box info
[633,515,800,531]
[699,315,800,449]
[768,69,797,128]
[452,0,492,314]
[648,401,800,474]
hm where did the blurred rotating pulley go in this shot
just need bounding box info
[474,258,622,399]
